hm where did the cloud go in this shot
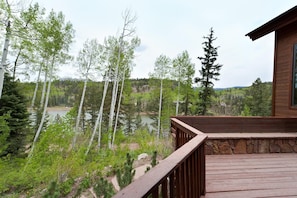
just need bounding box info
[34,0,297,87]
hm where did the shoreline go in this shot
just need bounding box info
[39,106,155,116]
[46,106,72,111]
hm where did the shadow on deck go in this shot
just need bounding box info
[113,116,297,198]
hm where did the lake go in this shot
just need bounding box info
[47,107,154,130]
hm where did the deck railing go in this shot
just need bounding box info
[174,116,297,133]
[113,118,207,198]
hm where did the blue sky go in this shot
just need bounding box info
[34,0,296,88]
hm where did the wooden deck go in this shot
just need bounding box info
[204,153,297,198]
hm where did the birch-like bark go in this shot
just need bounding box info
[32,57,55,144]
[40,66,48,108]
[108,10,136,149]
[97,77,109,148]
[30,63,43,112]
[111,70,126,148]
[12,47,22,80]
[108,69,119,148]
[85,74,109,155]
[175,80,180,116]
[157,79,163,139]
[0,21,11,99]
[72,77,88,148]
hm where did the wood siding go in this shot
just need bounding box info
[274,21,297,116]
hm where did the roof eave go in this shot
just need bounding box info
[246,5,297,41]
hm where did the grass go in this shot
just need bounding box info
[0,118,173,197]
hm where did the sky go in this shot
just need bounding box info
[33,0,297,88]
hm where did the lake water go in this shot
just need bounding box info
[47,108,154,130]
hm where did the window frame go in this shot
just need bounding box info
[292,43,297,106]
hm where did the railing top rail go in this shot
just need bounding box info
[113,120,207,198]
[171,117,205,136]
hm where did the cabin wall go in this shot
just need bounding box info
[274,21,297,116]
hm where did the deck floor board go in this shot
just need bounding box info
[204,153,297,198]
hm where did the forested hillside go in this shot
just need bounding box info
[20,77,273,117]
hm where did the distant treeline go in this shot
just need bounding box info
[19,77,272,116]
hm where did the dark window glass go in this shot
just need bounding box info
[292,44,297,105]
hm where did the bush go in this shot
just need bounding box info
[42,181,60,198]
[59,178,74,196]
[74,176,91,198]
[93,177,114,198]
[116,153,135,189]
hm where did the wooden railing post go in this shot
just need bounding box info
[113,118,207,198]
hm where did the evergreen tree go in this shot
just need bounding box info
[244,78,272,116]
[195,28,222,115]
[0,113,10,156]
[0,73,29,157]
[116,153,135,189]
[122,79,136,135]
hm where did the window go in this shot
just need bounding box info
[292,44,297,106]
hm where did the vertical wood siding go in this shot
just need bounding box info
[274,21,297,116]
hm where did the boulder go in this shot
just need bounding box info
[137,153,149,160]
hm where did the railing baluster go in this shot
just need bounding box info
[194,149,198,198]
[201,143,206,195]
[190,152,194,197]
[182,162,187,198]
[152,187,158,198]
[113,118,207,198]
[161,178,168,198]
[169,173,175,198]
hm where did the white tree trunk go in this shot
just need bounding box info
[72,77,88,148]
[85,75,109,155]
[97,78,109,148]
[175,81,180,116]
[108,42,122,148]
[30,64,43,112]
[111,70,126,149]
[0,21,11,99]
[108,71,120,148]
[40,68,48,108]
[32,57,55,144]
[108,10,136,148]
[157,79,163,139]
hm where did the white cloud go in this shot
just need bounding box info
[33,0,296,87]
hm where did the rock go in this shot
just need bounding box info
[247,143,254,154]
[258,139,269,153]
[234,140,247,154]
[218,141,232,154]
[280,143,293,153]
[293,145,297,152]
[137,153,149,160]
[288,139,296,147]
[270,144,280,153]
[205,142,214,155]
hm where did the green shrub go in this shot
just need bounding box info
[116,153,135,189]
[59,178,74,196]
[42,181,60,198]
[74,177,91,197]
[93,177,114,198]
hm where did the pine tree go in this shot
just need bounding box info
[244,78,272,116]
[195,28,222,115]
[116,153,135,189]
[0,113,10,156]
[0,73,29,157]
